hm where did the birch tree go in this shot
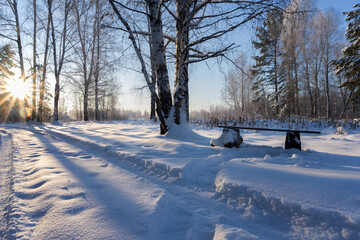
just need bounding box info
[171,0,279,124]
[109,0,283,132]
[109,0,171,134]
[37,0,52,123]
[146,0,172,132]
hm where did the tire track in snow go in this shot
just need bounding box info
[0,131,14,239]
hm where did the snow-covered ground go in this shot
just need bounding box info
[0,121,359,239]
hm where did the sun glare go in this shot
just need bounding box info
[5,78,29,100]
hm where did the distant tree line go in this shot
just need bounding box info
[223,0,360,120]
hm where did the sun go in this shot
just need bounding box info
[4,78,30,100]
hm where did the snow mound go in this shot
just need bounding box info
[213,224,259,240]
[215,155,360,239]
[210,128,243,148]
[165,121,209,143]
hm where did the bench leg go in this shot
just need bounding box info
[285,131,301,150]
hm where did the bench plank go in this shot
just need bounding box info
[218,126,321,134]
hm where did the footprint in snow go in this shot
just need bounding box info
[16,191,42,200]
[26,180,48,189]
[64,205,87,215]
[59,192,86,200]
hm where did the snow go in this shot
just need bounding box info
[0,131,13,238]
[0,121,360,239]
[210,128,242,148]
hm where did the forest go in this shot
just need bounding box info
[0,0,359,133]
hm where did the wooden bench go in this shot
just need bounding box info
[218,126,321,150]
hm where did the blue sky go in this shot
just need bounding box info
[118,0,359,113]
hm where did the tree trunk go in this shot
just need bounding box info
[13,1,25,80]
[31,0,37,121]
[314,75,320,119]
[74,1,97,122]
[150,73,156,120]
[313,59,321,119]
[53,76,60,121]
[83,87,89,121]
[50,0,60,122]
[274,43,279,116]
[147,0,172,133]
[79,95,83,120]
[94,0,100,121]
[50,0,69,122]
[37,9,51,123]
[241,71,245,112]
[147,6,156,120]
[286,60,294,116]
[304,62,314,117]
[325,63,331,119]
[95,79,99,120]
[174,0,190,125]
[109,0,170,134]
[294,59,300,116]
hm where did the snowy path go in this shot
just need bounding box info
[0,131,13,238]
[7,127,166,239]
[1,122,360,239]
[1,126,287,240]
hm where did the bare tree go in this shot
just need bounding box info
[31,0,37,120]
[94,0,101,121]
[109,0,282,133]
[71,0,98,121]
[297,5,315,117]
[318,9,341,119]
[37,0,52,123]
[109,0,171,134]
[170,0,279,124]
[222,53,253,117]
[281,0,303,117]
[0,0,26,80]
[49,0,72,122]
[146,0,173,132]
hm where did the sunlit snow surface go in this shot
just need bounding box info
[0,121,359,239]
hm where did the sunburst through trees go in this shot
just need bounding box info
[0,45,31,123]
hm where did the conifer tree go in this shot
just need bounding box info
[0,45,16,122]
[332,4,360,99]
[0,44,14,80]
[251,8,284,116]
